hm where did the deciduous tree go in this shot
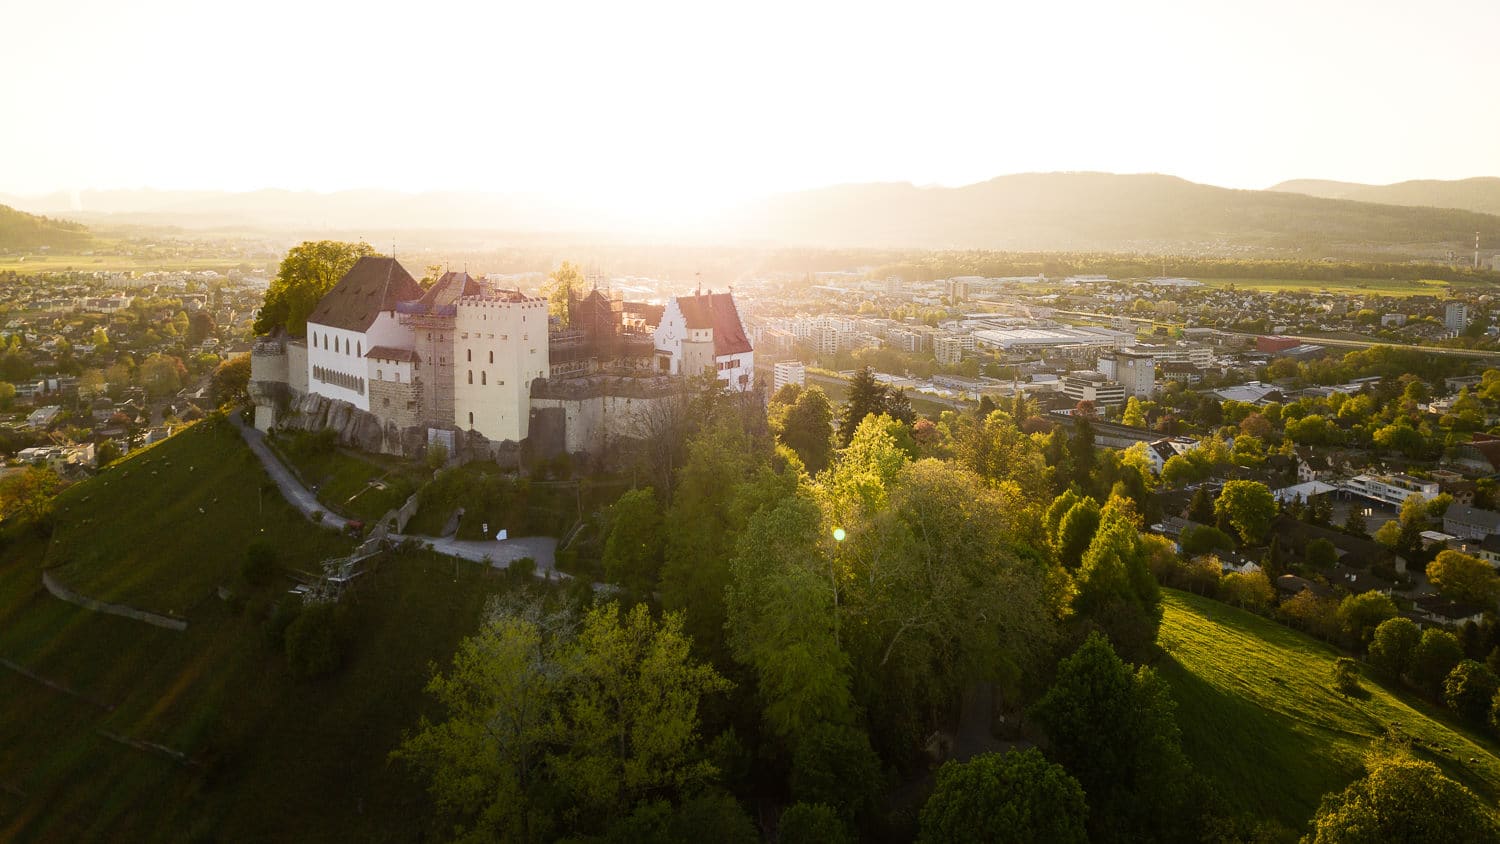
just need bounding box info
[918,749,1087,844]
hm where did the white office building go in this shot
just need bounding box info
[773,360,806,393]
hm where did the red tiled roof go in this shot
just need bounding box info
[307,257,423,333]
[366,345,420,363]
[676,292,752,356]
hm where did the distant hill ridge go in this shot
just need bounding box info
[1271,176,1500,217]
[7,174,1500,258]
[0,203,93,250]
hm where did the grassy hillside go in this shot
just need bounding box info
[1160,590,1500,834]
[46,420,351,616]
[0,419,517,841]
[0,203,94,251]
[1273,177,1500,218]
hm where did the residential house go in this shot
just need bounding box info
[1442,503,1500,541]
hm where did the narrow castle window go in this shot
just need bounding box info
[481,372,486,385]
[467,370,473,384]
[488,351,494,364]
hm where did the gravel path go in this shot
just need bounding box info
[232,416,560,577]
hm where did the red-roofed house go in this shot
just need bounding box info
[653,291,754,388]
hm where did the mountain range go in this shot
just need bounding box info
[5,173,1500,260]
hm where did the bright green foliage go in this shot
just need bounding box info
[543,261,585,327]
[1122,396,1146,427]
[1443,660,1499,722]
[254,240,376,336]
[1374,520,1402,548]
[839,459,1058,759]
[1045,489,1081,538]
[1426,550,1500,609]
[776,386,836,474]
[1410,629,1465,695]
[918,748,1088,844]
[725,495,853,742]
[1214,480,1276,545]
[820,413,911,521]
[1055,496,1102,569]
[1306,745,1500,843]
[395,600,730,843]
[1336,591,1397,650]
[660,419,785,658]
[1032,633,1191,842]
[1071,503,1162,661]
[954,409,1049,499]
[601,487,664,595]
[1368,617,1423,677]
[779,802,853,844]
[1219,570,1275,610]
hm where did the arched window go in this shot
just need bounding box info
[481,372,486,385]
[489,350,494,364]
[468,412,474,426]
[376,369,383,381]
[467,370,473,384]
[467,349,472,362]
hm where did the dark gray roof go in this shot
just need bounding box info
[1445,504,1500,532]
[307,257,422,333]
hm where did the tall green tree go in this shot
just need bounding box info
[918,749,1088,844]
[725,495,853,742]
[1031,633,1192,843]
[543,261,586,327]
[1071,500,1162,661]
[954,409,1049,500]
[777,386,836,474]
[601,487,665,595]
[838,367,890,446]
[1214,480,1276,545]
[254,240,376,336]
[1307,744,1500,843]
[395,598,730,843]
[1427,550,1500,609]
[1367,617,1422,678]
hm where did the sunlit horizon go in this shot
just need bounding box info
[5,0,1500,219]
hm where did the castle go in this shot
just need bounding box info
[249,257,754,462]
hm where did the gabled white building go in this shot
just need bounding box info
[305,257,423,412]
[653,291,754,388]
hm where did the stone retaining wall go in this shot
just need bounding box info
[42,570,188,632]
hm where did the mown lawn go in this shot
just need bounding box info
[45,418,352,616]
[1160,589,1500,834]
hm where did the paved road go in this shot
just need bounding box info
[231,416,560,577]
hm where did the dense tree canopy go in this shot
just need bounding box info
[1307,745,1500,843]
[254,240,375,337]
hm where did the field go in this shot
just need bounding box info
[1160,589,1500,834]
[0,252,257,274]
[0,420,519,840]
[1194,276,1488,297]
[45,419,352,616]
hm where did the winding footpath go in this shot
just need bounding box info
[231,416,562,578]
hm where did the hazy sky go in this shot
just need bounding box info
[5,0,1499,215]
